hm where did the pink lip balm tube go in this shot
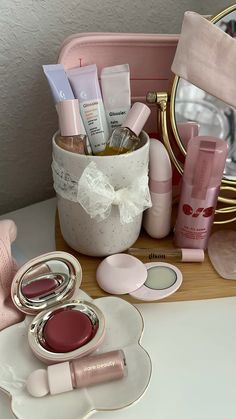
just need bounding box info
[174,136,227,249]
[26,349,127,397]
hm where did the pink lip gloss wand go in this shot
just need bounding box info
[26,350,127,397]
[128,247,204,262]
[174,136,227,249]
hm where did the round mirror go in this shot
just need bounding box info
[21,259,71,303]
[11,252,82,314]
[171,5,236,184]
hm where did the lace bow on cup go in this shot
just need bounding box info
[52,160,152,224]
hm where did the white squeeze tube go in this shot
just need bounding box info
[67,65,109,155]
[43,64,87,137]
[101,64,131,134]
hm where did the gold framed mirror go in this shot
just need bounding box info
[147,4,236,223]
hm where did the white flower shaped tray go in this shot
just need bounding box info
[0,290,152,419]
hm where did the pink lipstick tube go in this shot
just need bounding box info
[26,350,127,397]
[174,136,227,249]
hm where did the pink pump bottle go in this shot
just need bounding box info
[174,136,227,249]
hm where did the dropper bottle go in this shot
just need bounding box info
[99,102,151,155]
[56,99,88,154]
[26,350,127,397]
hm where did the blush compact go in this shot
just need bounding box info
[11,251,105,364]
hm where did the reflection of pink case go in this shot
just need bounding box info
[58,33,179,136]
[177,122,200,149]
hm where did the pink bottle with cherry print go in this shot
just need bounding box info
[174,136,227,249]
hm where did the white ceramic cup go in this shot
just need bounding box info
[52,132,150,257]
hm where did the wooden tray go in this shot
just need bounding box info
[55,211,236,303]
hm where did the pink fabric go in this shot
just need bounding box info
[0,220,24,330]
[171,11,236,108]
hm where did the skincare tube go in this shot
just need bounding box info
[67,64,109,154]
[43,64,74,103]
[101,64,131,134]
[128,247,204,262]
[26,350,127,397]
[43,64,87,136]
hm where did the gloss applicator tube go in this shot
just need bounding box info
[26,350,126,397]
[128,247,204,262]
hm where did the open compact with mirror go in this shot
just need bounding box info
[147,3,236,224]
[11,251,106,363]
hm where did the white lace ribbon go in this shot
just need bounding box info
[52,159,152,224]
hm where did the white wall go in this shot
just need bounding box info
[201,0,234,13]
[0,0,230,213]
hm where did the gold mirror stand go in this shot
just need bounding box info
[146,91,236,224]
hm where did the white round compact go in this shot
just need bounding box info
[96,255,183,301]
[96,254,147,294]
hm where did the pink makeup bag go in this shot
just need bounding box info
[57,32,179,137]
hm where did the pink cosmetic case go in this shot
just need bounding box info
[58,32,179,137]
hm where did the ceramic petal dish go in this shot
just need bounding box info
[0,290,152,419]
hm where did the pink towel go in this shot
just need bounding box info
[0,220,24,330]
[171,11,236,108]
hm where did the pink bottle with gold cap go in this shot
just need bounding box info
[174,136,227,249]
[56,99,87,154]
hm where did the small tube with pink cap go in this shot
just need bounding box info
[26,350,127,397]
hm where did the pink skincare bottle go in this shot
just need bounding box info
[174,136,227,249]
[56,99,87,154]
[26,349,126,397]
[143,139,172,238]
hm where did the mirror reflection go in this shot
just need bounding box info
[21,260,70,302]
[174,10,236,180]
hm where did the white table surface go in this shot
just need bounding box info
[1,198,236,419]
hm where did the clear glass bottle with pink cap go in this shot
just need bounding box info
[56,99,88,155]
[99,102,151,155]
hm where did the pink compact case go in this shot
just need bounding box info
[11,251,105,364]
[58,32,179,135]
